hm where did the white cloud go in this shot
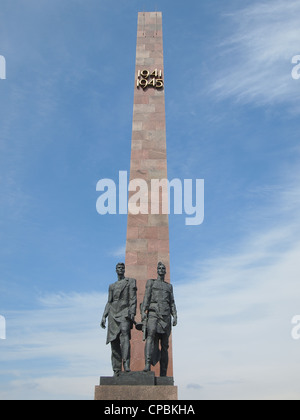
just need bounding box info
[172,160,300,399]
[110,244,126,258]
[173,234,300,399]
[210,0,300,110]
[0,292,111,400]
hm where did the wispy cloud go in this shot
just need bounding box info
[110,244,126,258]
[0,292,110,400]
[172,159,300,399]
[210,0,300,110]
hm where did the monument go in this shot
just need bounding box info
[100,263,137,375]
[142,262,177,377]
[125,10,173,378]
[95,12,178,400]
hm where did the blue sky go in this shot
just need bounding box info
[1,0,300,400]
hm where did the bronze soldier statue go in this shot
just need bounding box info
[141,262,177,376]
[101,263,137,375]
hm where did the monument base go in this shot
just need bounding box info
[94,371,178,400]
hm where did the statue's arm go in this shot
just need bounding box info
[142,279,153,315]
[170,284,177,326]
[101,284,113,328]
[128,278,137,319]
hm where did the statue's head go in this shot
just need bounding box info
[116,262,125,276]
[157,261,166,276]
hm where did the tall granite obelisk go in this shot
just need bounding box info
[95,12,177,400]
[125,12,173,376]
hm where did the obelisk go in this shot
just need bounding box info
[95,12,177,400]
[125,12,173,376]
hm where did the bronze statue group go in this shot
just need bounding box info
[101,262,177,377]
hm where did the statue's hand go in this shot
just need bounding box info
[100,318,106,329]
[127,313,135,323]
[141,310,148,322]
[172,316,177,327]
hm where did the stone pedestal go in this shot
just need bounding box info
[94,371,178,400]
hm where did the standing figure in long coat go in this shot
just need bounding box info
[101,263,137,375]
[142,261,177,376]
